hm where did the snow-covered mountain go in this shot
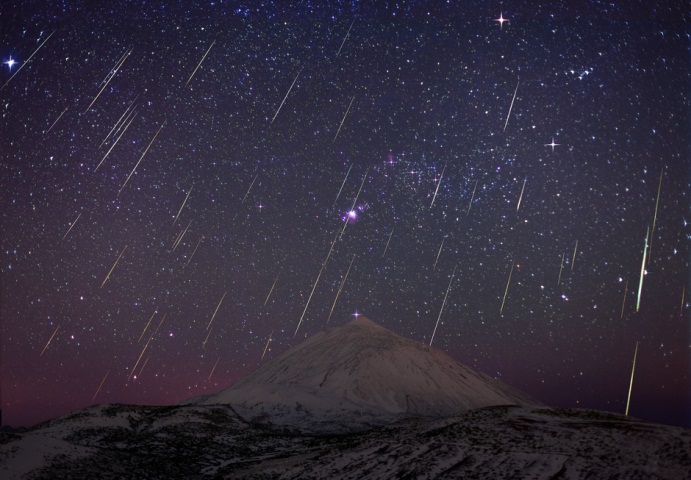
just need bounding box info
[187,316,539,431]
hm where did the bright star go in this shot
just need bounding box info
[545,137,561,151]
[4,57,17,70]
[494,12,509,29]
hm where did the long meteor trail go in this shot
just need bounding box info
[430,265,457,346]
[333,95,355,143]
[101,245,128,288]
[61,212,82,241]
[271,67,303,124]
[327,254,356,324]
[625,341,639,416]
[118,120,166,195]
[185,40,216,87]
[516,177,526,211]
[40,325,60,356]
[1,30,56,91]
[467,180,478,215]
[636,228,649,312]
[173,185,193,225]
[503,78,519,132]
[333,164,353,207]
[500,259,514,315]
[84,49,132,114]
[430,163,446,208]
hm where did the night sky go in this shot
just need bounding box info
[2,1,689,429]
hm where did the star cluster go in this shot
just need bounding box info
[1,1,689,428]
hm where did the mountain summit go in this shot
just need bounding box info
[190,317,539,431]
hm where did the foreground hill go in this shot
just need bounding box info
[1,403,689,479]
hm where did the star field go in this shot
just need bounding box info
[1,1,689,428]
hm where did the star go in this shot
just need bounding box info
[494,12,509,29]
[545,137,561,151]
[4,56,17,70]
[352,310,361,319]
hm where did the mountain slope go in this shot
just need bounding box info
[189,316,539,431]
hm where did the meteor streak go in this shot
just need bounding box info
[84,49,132,114]
[333,95,355,143]
[128,338,150,382]
[208,357,220,380]
[92,370,110,401]
[173,185,193,225]
[557,252,565,285]
[40,325,60,356]
[516,177,526,211]
[571,240,578,271]
[636,228,649,312]
[185,235,204,267]
[625,341,639,416]
[101,245,127,288]
[118,120,166,195]
[382,228,394,258]
[138,308,157,343]
[261,332,273,360]
[341,167,369,237]
[45,107,68,135]
[264,273,280,306]
[430,265,457,346]
[503,78,519,132]
[430,163,446,208]
[649,167,663,263]
[681,285,686,316]
[336,19,355,58]
[620,279,628,319]
[1,30,56,90]
[172,220,192,251]
[295,230,339,337]
[61,212,82,241]
[467,179,478,215]
[327,254,356,324]
[100,95,139,147]
[241,174,258,204]
[95,109,138,172]
[271,67,303,124]
[207,292,227,331]
[500,259,514,315]
[185,40,216,87]
[333,164,352,207]
[433,237,445,271]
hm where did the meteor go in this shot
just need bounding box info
[92,370,110,402]
[84,48,132,114]
[557,252,565,285]
[241,174,258,204]
[333,95,355,143]
[333,164,353,207]
[185,235,204,267]
[500,259,514,315]
[118,120,166,196]
[336,19,355,58]
[100,95,139,147]
[327,254,356,324]
[101,245,128,288]
[430,163,446,208]
[172,220,192,251]
[95,109,138,172]
[636,228,649,312]
[503,78,519,132]
[185,40,216,87]
[625,341,639,416]
[1,30,56,90]
[128,338,150,382]
[45,107,68,135]
[138,308,158,343]
[264,273,280,306]
[173,185,193,225]
[467,179,478,215]
[207,292,227,331]
[516,177,526,211]
[208,357,220,380]
[620,279,628,319]
[261,332,273,360]
[648,167,663,263]
[382,228,394,258]
[571,240,578,271]
[40,325,60,356]
[271,67,303,124]
[430,265,457,346]
[341,167,369,237]
[433,237,445,271]
[61,212,82,241]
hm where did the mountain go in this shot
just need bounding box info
[2,317,689,478]
[187,316,540,431]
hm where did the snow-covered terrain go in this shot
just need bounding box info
[2,317,689,479]
[188,316,540,432]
